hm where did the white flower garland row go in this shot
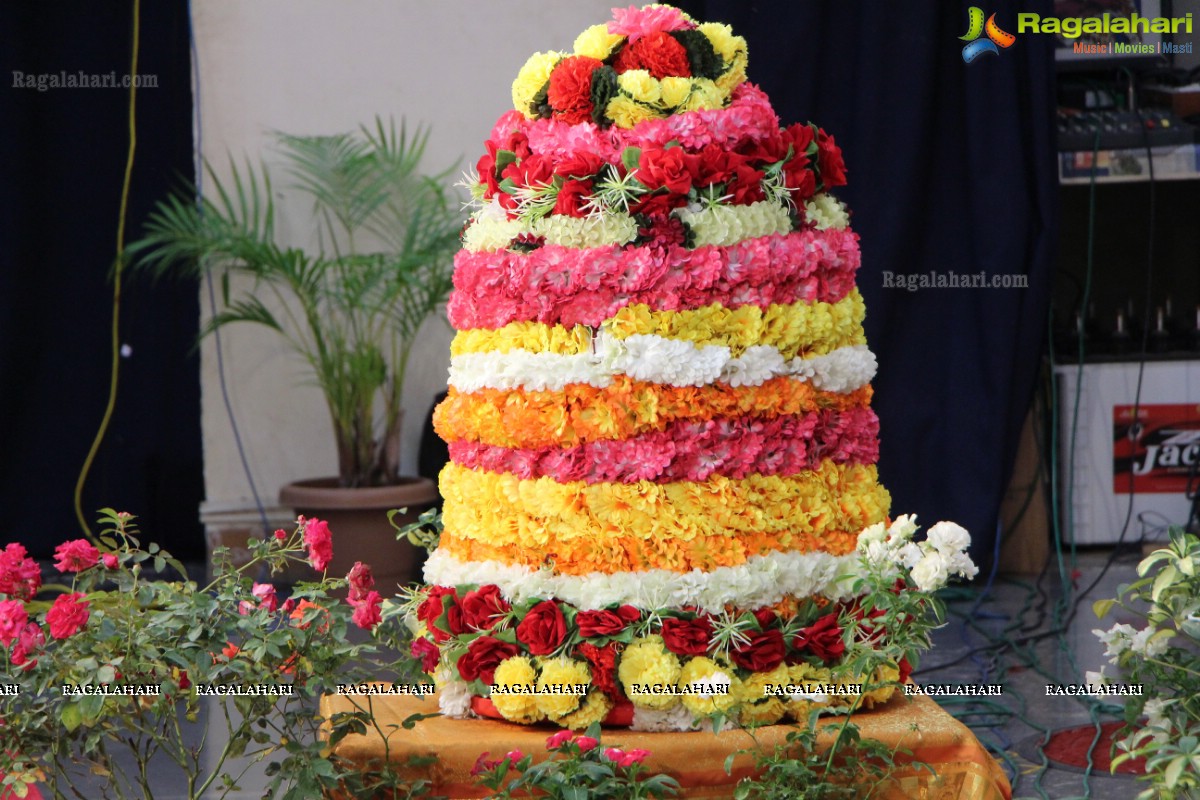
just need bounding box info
[422,547,863,615]
[447,339,877,394]
[804,193,851,231]
[460,197,815,254]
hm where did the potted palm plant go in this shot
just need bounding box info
[129,118,463,588]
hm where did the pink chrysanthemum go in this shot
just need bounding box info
[608,4,694,41]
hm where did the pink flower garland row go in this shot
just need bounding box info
[448,227,860,330]
[488,83,781,165]
[446,407,879,485]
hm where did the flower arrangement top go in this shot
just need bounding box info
[513,4,746,128]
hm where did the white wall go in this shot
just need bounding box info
[193,0,613,516]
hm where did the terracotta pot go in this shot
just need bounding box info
[279,476,437,592]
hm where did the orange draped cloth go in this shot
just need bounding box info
[321,690,1011,799]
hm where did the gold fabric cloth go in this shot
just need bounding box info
[321,690,1011,799]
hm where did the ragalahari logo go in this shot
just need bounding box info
[960,7,1016,62]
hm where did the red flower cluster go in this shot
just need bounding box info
[515,600,567,655]
[547,55,603,125]
[790,612,847,662]
[46,593,89,640]
[53,539,100,573]
[576,605,639,638]
[613,30,691,79]
[0,543,42,601]
[301,517,333,573]
[460,584,511,631]
[457,635,518,685]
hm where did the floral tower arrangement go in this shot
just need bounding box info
[406,4,977,731]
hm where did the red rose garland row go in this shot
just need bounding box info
[446,407,880,485]
[415,583,862,693]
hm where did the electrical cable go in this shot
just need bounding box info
[73,0,142,542]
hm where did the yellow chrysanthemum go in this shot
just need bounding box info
[679,656,739,717]
[606,95,663,129]
[697,22,740,63]
[785,662,831,722]
[535,657,591,720]
[556,689,615,730]
[742,698,786,727]
[617,70,662,106]
[491,656,544,724]
[861,663,901,708]
[738,662,791,706]
[573,23,625,59]
[618,635,682,710]
[682,78,726,113]
[715,49,748,94]
[513,51,562,116]
[451,323,594,357]
[659,75,693,109]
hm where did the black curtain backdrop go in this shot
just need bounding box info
[681,1,1059,570]
[0,1,201,558]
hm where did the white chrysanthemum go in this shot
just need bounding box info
[1084,666,1110,687]
[616,335,726,386]
[676,201,792,248]
[533,214,638,249]
[800,346,877,392]
[857,522,887,547]
[723,346,786,388]
[927,521,971,555]
[804,193,850,230]
[887,514,920,544]
[437,675,473,718]
[897,542,923,570]
[630,704,700,732]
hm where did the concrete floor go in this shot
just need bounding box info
[40,549,1150,799]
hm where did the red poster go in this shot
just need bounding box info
[1113,404,1200,494]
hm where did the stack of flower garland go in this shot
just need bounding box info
[413,4,926,731]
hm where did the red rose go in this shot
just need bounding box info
[554,151,606,179]
[725,164,765,205]
[791,612,846,663]
[476,143,501,196]
[515,600,567,655]
[417,586,460,643]
[459,584,511,632]
[53,539,100,573]
[685,144,740,187]
[547,55,602,125]
[553,179,592,218]
[637,147,692,195]
[10,621,44,669]
[661,616,713,657]
[501,153,554,192]
[816,128,847,188]
[578,641,622,699]
[46,592,89,640]
[782,123,816,158]
[898,657,913,684]
[613,31,691,79]
[0,543,42,601]
[576,605,639,638]
[736,129,789,164]
[629,192,682,218]
[731,628,785,672]
[351,590,383,631]
[0,599,28,647]
[785,156,817,203]
[456,635,518,685]
[411,636,441,673]
[752,608,777,630]
[302,517,333,572]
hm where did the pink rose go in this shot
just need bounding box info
[410,636,440,672]
[46,593,89,639]
[575,735,599,752]
[302,517,333,572]
[0,599,29,646]
[10,622,44,669]
[546,730,573,750]
[346,562,374,603]
[251,583,279,612]
[351,591,382,631]
[53,539,100,573]
[101,553,119,570]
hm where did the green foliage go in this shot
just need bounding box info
[1093,527,1200,800]
[127,118,464,488]
[0,511,433,800]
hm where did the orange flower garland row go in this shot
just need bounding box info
[436,461,890,574]
[434,376,873,450]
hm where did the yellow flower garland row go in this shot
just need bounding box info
[450,291,866,360]
[437,462,889,574]
[434,376,872,450]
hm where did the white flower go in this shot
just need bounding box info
[897,542,923,570]
[945,550,980,581]
[630,704,699,732]
[1093,623,1136,660]
[910,552,951,592]
[857,522,887,548]
[803,193,850,230]
[886,514,919,544]
[690,672,731,699]
[926,521,971,555]
[436,673,473,718]
[1128,626,1169,658]
[1084,666,1109,687]
[789,687,829,704]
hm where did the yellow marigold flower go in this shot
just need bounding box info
[536,657,591,720]
[738,662,792,706]
[715,49,748,94]
[492,656,543,725]
[862,663,901,708]
[573,23,625,60]
[682,79,726,112]
[679,656,739,717]
[698,22,740,63]
[617,69,662,105]
[557,689,614,730]
[512,51,562,116]
[618,635,682,710]
[742,698,786,726]
[606,95,663,129]
[659,76,692,109]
